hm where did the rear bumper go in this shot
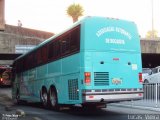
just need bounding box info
[82,89,143,103]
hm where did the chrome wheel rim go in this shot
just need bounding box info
[50,90,56,107]
[42,92,47,106]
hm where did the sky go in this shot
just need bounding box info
[5,0,160,37]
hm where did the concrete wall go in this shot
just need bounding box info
[0,24,53,65]
[0,31,42,53]
[0,24,54,54]
[141,39,160,53]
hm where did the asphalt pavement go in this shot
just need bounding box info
[0,87,160,120]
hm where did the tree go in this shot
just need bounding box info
[145,30,158,39]
[66,3,84,23]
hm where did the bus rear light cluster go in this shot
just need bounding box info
[89,95,94,99]
[84,72,91,85]
[0,78,3,82]
[138,93,143,96]
[139,73,143,83]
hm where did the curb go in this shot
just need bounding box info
[109,103,160,112]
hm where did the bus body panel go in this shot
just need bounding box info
[82,52,142,89]
[14,53,82,104]
[58,53,82,104]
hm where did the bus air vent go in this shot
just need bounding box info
[94,72,109,86]
[68,79,79,100]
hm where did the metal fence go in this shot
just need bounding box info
[142,83,160,108]
[112,83,160,109]
[143,83,160,100]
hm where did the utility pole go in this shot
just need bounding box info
[0,0,5,30]
[151,0,154,38]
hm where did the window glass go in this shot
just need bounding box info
[152,68,158,74]
[37,49,42,64]
[48,42,53,59]
[61,35,70,56]
[70,26,80,52]
[53,40,60,59]
[42,46,47,62]
[15,25,80,72]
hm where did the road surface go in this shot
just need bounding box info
[0,87,159,120]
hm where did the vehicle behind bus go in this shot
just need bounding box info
[12,16,143,109]
[0,65,12,87]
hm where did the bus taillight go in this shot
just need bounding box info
[139,73,143,83]
[84,72,91,85]
[0,78,3,82]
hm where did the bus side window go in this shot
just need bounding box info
[61,35,70,56]
[70,27,80,52]
[37,49,43,65]
[48,42,53,59]
[42,46,47,62]
[28,53,36,69]
[17,58,24,72]
[53,40,60,59]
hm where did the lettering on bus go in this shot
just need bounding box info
[96,26,132,40]
[106,38,125,45]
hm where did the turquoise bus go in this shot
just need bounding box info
[12,16,143,109]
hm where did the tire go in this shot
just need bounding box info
[144,79,149,84]
[40,88,48,108]
[49,87,59,110]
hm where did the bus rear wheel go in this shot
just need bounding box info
[49,87,58,110]
[41,88,48,108]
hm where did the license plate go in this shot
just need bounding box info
[112,78,122,85]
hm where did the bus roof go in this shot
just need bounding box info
[14,16,136,62]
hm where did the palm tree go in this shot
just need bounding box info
[66,3,84,23]
[145,30,158,39]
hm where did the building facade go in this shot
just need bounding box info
[0,24,54,65]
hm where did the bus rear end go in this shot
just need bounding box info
[80,17,143,105]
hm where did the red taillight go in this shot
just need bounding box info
[138,93,143,96]
[0,78,3,82]
[84,72,91,85]
[89,95,94,98]
[139,73,143,83]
